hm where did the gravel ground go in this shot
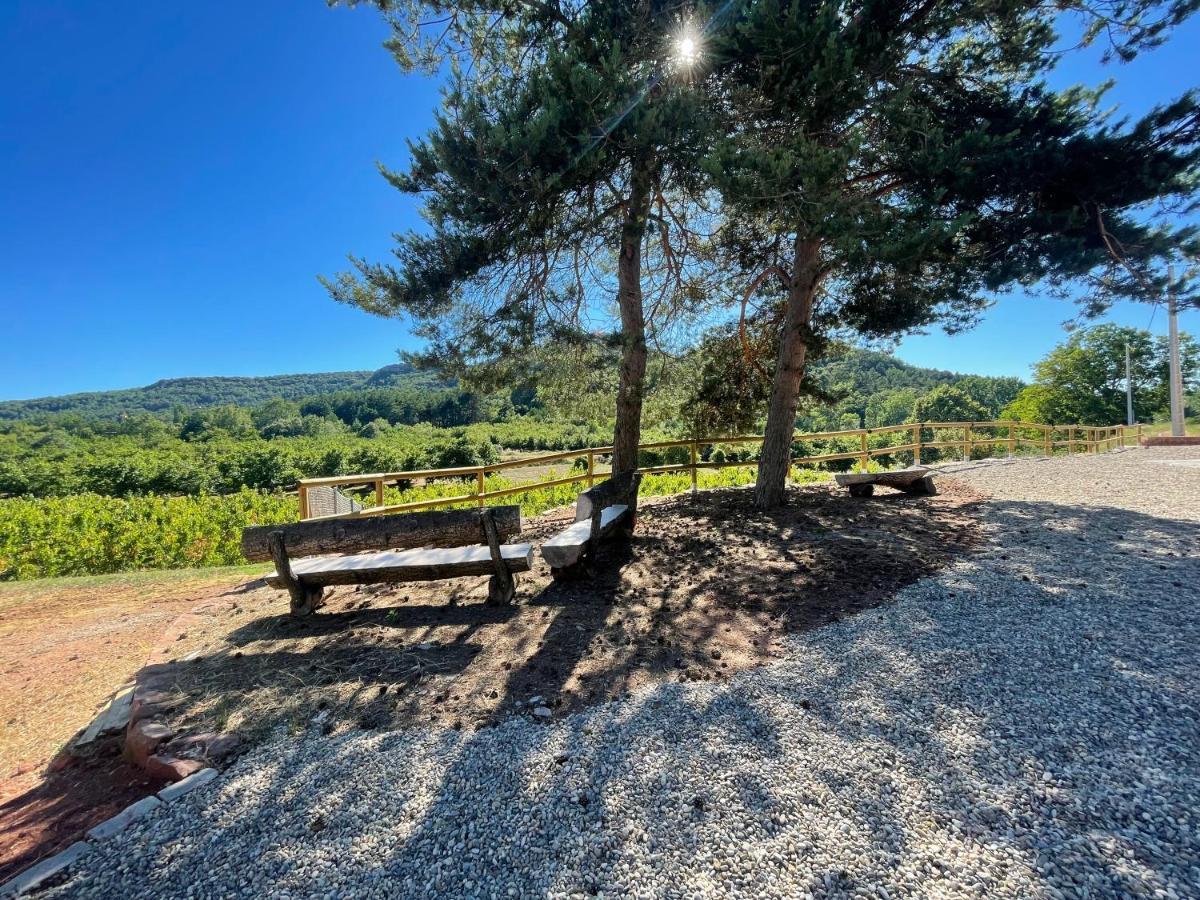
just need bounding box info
[45,448,1200,899]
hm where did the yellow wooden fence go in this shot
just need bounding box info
[296,420,1141,521]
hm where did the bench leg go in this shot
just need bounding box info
[289,585,324,617]
[270,530,324,617]
[487,573,517,606]
[551,558,594,582]
[849,483,874,498]
[899,476,938,496]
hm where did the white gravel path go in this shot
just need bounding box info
[46,448,1200,899]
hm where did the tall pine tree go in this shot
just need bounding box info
[326,1,719,473]
[703,0,1199,507]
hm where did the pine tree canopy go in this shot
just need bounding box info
[325,0,718,385]
[706,0,1199,346]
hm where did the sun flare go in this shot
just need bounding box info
[672,29,702,68]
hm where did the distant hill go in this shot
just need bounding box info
[812,347,986,393]
[0,365,432,420]
[0,350,1021,424]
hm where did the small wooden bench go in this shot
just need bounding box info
[835,465,938,498]
[541,472,642,576]
[241,506,532,616]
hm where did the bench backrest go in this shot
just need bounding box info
[241,505,522,563]
[575,471,642,524]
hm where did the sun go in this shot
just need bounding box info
[672,29,702,69]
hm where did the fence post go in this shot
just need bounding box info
[587,451,595,488]
[690,441,699,492]
[1137,423,1143,446]
[1008,422,1016,456]
[912,424,921,465]
[1068,425,1075,454]
[375,479,385,508]
[1043,424,1051,457]
[859,430,869,472]
[963,423,972,462]
[298,484,309,520]
[476,469,486,507]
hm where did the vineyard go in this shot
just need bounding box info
[1,419,1136,581]
[0,467,777,580]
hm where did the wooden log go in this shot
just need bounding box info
[875,468,935,492]
[901,475,938,496]
[576,472,642,522]
[624,472,643,536]
[576,472,636,521]
[242,506,521,563]
[266,544,533,589]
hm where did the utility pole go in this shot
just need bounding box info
[1125,342,1135,425]
[1167,264,1185,437]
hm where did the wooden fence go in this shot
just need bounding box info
[296,420,1141,521]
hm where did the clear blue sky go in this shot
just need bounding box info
[0,2,1196,401]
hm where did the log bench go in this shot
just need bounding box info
[541,472,642,577]
[834,465,938,498]
[241,506,532,616]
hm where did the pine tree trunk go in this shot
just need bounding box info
[754,238,822,510]
[611,160,653,475]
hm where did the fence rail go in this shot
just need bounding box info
[296,420,1141,521]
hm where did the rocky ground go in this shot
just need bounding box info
[41,447,1200,899]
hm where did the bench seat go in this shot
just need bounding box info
[541,505,628,569]
[267,543,533,589]
[835,465,937,497]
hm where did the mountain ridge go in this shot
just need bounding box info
[0,352,1019,422]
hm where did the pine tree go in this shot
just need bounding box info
[325,1,719,473]
[703,0,1199,507]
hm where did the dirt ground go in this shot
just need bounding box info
[0,479,985,883]
[0,568,257,883]
[161,479,986,746]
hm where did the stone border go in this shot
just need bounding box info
[0,769,219,898]
[125,600,241,782]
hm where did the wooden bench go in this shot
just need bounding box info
[241,506,532,616]
[541,472,643,576]
[834,465,938,498]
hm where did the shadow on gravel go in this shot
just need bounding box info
[314,497,1196,897]
[47,494,1198,897]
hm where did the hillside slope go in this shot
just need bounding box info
[0,365,425,420]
